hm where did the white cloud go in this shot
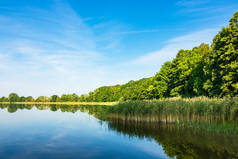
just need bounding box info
[0,1,119,97]
[129,28,219,67]
[112,29,160,35]
[0,0,225,97]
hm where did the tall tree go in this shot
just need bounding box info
[168,44,209,97]
[204,11,238,97]
[8,93,19,102]
[50,95,59,102]
[188,44,210,96]
[154,61,172,98]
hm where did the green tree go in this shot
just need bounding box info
[154,61,172,98]
[50,95,59,102]
[79,94,87,102]
[188,44,210,96]
[70,93,79,102]
[8,93,19,102]
[7,104,18,113]
[19,96,26,102]
[0,97,9,102]
[25,96,34,102]
[36,96,49,102]
[168,44,209,97]
[3,97,9,102]
[204,11,238,97]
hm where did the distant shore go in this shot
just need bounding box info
[1,97,238,134]
[0,101,118,106]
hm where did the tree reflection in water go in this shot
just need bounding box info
[1,104,238,159]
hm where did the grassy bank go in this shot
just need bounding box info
[76,97,238,134]
[0,101,118,106]
[1,97,238,134]
[2,97,238,122]
[106,97,238,123]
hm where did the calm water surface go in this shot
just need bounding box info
[0,105,238,159]
[0,106,168,159]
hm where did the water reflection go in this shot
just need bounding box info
[107,119,238,159]
[0,104,238,159]
[0,104,168,159]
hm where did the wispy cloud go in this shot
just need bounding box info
[0,0,233,97]
[112,29,160,35]
[129,28,219,67]
[94,28,221,84]
[176,0,211,7]
[0,1,123,96]
[176,0,238,18]
[179,5,236,14]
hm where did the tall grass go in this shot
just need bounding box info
[107,97,238,123]
[1,97,237,134]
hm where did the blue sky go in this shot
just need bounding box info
[0,0,237,97]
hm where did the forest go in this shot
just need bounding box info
[0,11,237,103]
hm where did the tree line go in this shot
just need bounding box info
[0,11,237,102]
[82,11,238,101]
[0,93,81,102]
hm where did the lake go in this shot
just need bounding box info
[0,104,238,159]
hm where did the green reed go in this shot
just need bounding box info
[1,97,238,135]
[107,97,238,123]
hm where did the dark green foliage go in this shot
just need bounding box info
[25,96,34,102]
[82,77,155,102]
[50,95,59,102]
[0,11,237,102]
[204,12,238,97]
[107,120,238,159]
[0,96,9,102]
[153,61,172,98]
[18,96,35,102]
[60,93,79,102]
[8,93,19,102]
[91,85,121,102]
[80,12,237,101]
[78,94,87,102]
[165,44,209,97]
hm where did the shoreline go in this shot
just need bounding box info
[0,101,118,106]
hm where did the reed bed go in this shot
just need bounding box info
[1,97,238,135]
[107,97,238,123]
